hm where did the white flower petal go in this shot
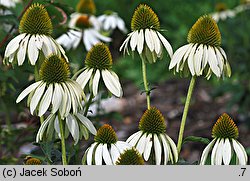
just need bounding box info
[160,134,169,165]
[92,69,100,96]
[36,114,54,142]
[103,144,113,165]
[66,114,79,145]
[52,83,63,113]
[222,138,231,165]
[194,44,203,75]
[102,70,122,97]
[137,29,144,54]
[116,141,131,153]
[165,135,178,163]
[38,84,53,117]
[76,68,93,90]
[157,32,173,58]
[76,113,97,135]
[143,134,152,161]
[5,33,26,57]
[130,31,138,51]
[94,144,103,165]
[110,144,120,164]
[54,116,61,138]
[211,138,220,165]
[145,29,154,52]
[135,133,147,154]
[127,131,143,146]
[215,138,224,165]
[126,131,141,143]
[16,81,42,103]
[232,139,247,165]
[207,46,221,77]
[30,83,46,115]
[28,35,39,65]
[154,134,162,165]
[87,142,97,165]
[150,30,161,54]
[17,34,30,66]
[169,44,189,70]
[200,138,216,165]
[187,44,197,76]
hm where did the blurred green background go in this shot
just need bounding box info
[0,0,249,164]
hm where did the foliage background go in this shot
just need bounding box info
[0,0,249,164]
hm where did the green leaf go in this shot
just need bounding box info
[183,136,210,145]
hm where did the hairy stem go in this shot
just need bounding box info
[58,113,67,165]
[141,60,151,109]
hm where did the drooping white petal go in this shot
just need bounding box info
[16,81,42,103]
[34,35,43,50]
[5,33,26,57]
[194,44,203,75]
[17,34,30,66]
[52,83,63,113]
[110,144,120,164]
[102,70,122,97]
[116,141,131,153]
[215,138,224,165]
[61,83,71,117]
[169,44,190,70]
[92,69,100,96]
[127,131,143,146]
[36,114,55,142]
[150,30,161,55]
[160,134,170,165]
[207,46,221,77]
[211,138,220,165]
[222,138,232,165]
[137,29,144,54]
[187,44,197,76]
[130,31,138,51]
[135,133,147,154]
[126,131,141,143]
[143,134,152,161]
[30,83,46,115]
[87,142,97,165]
[157,32,173,58]
[38,84,53,116]
[66,114,79,145]
[234,140,248,164]
[28,35,39,65]
[54,116,61,138]
[165,135,178,163]
[200,138,216,165]
[145,29,154,52]
[94,143,103,165]
[102,144,113,165]
[232,139,247,165]
[154,134,162,165]
[76,68,93,90]
[76,113,97,135]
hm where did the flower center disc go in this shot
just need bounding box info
[76,0,96,15]
[40,55,70,84]
[75,15,92,29]
[212,113,239,139]
[116,148,144,165]
[187,15,221,47]
[85,43,113,70]
[131,4,160,31]
[19,3,53,35]
[94,124,118,144]
[139,107,166,134]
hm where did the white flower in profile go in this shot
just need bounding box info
[120,4,173,63]
[200,113,248,165]
[82,124,132,165]
[56,12,111,51]
[36,111,97,145]
[76,43,122,97]
[16,55,84,118]
[169,15,231,79]
[210,3,236,22]
[0,0,20,8]
[126,107,178,165]
[98,11,127,33]
[3,3,68,66]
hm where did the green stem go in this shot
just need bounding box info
[58,113,67,165]
[177,76,196,154]
[84,93,94,116]
[141,60,151,109]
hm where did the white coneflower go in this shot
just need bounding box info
[98,11,127,33]
[16,55,84,118]
[82,124,132,165]
[119,4,173,63]
[210,3,236,22]
[169,15,231,79]
[116,148,144,165]
[126,107,178,165]
[76,43,122,97]
[3,3,67,66]
[36,111,97,145]
[0,0,20,8]
[200,113,248,165]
